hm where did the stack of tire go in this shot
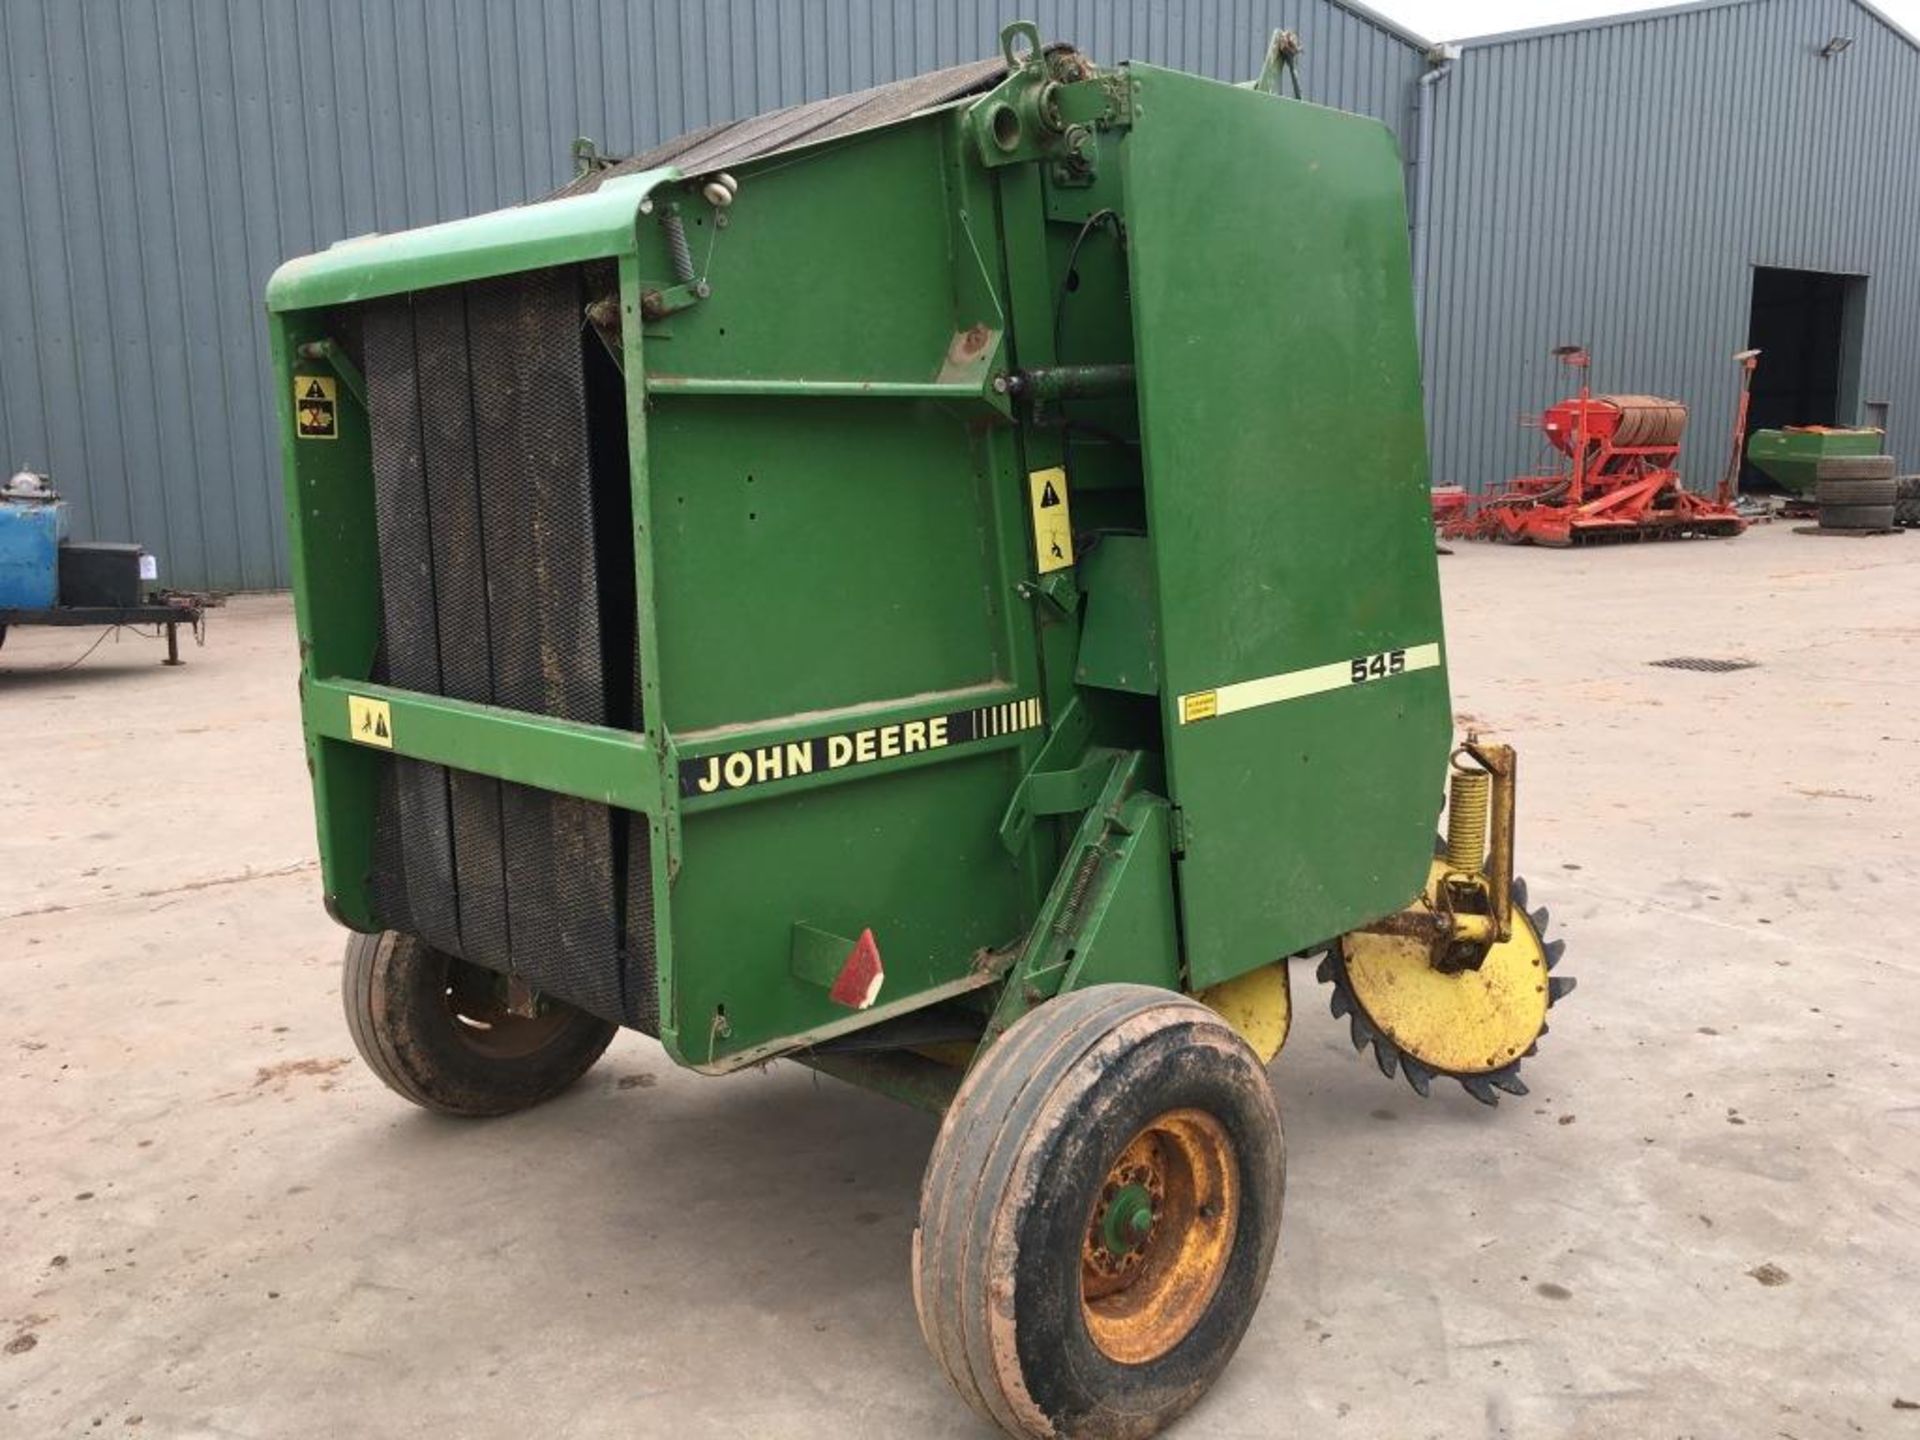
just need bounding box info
[1815,455,1898,532]
[1898,473,1920,529]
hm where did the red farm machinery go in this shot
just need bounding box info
[1441,346,1751,546]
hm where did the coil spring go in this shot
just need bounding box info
[660,208,695,285]
[1445,767,1491,873]
[1053,849,1102,934]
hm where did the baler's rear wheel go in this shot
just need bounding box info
[914,985,1283,1439]
[1319,877,1573,1105]
[342,930,617,1117]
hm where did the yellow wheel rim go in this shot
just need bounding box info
[1080,1108,1239,1365]
[1340,887,1551,1075]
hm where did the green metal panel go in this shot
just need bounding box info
[628,114,1052,1065]
[303,680,658,813]
[1745,426,1883,495]
[264,173,672,311]
[670,750,1031,1067]
[272,307,384,929]
[1119,68,1451,987]
[646,401,1009,733]
[1075,535,1161,695]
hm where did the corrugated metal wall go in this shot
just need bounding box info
[0,0,1421,592]
[1420,0,1920,491]
[10,0,1918,588]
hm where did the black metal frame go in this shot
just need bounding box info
[0,603,204,665]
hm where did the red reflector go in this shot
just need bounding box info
[829,928,884,1010]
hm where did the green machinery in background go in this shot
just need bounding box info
[270,26,1571,1437]
[1746,424,1884,495]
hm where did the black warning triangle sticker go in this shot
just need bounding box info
[304,379,327,400]
[1039,480,1061,508]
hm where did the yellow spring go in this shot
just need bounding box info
[1446,768,1491,873]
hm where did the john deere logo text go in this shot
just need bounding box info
[680,698,1043,798]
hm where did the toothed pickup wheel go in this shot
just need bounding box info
[1318,875,1573,1105]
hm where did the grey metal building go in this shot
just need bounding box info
[1,0,1915,590]
[1418,0,1920,493]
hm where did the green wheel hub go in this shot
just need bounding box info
[1101,1183,1156,1258]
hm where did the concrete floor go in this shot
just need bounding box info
[3,522,1917,1439]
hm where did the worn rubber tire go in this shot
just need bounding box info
[913,985,1284,1440]
[1819,502,1896,531]
[342,930,617,1117]
[1814,455,1897,483]
[1816,475,1898,507]
[1896,477,1920,527]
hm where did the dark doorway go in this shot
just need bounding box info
[1741,266,1867,490]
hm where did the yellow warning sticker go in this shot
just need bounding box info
[1180,691,1219,724]
[1027,466,1074,574]
[347,695,393,749]
[295,375,338,441]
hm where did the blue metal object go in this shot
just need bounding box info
[0,495,67,610]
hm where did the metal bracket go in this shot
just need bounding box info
[790,922,859,990]
[640,281,707,321]
[985,760,1142,1039]
[1252,29,1305,100]
[996,695,1097,855]
[1000,19,1044,71]
[571,135,618,178]
[584,295,624,371]
[1028,753,1117,817]
[968,25,1128,171]
[1343,733,1522,974]
[981,752,1180,1046]
[503,973,542,1019]
[1015,568,1079,622]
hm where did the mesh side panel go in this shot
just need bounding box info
[358,268,650,1029]
[368,755,415,937]
[464,269,621,1018]
[466,270,608,722]
[363,297,460,953]
[625,822,659,1035]
[412,288,512,973]
[491,784,626,1023]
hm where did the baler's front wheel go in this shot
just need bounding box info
[342,931,616,1117]
[913,985,1284,1439]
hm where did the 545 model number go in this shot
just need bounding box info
[1349,649,1408,684]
